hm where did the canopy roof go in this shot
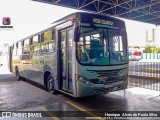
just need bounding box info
[33,0,160,25]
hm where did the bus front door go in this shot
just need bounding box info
[58,29,73,93]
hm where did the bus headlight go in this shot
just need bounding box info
[76,74,94,86]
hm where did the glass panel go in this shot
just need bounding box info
[41,29,55,53]
[13,43,17,55]
[108,29,127,64]
[61,31,66,78]
[44,30,52,41]
[67,29,73,90]
[24,39,29,47]
[60,30,67,91]
[23,47,29,54]
[32,35,41,54]
[23,39,30,54]
[41,43,48,52]
[17,42,22,55]
[77,26,127,65]
[33,35,38,44]
[48,41,55,52]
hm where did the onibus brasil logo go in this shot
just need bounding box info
[0,17,13,29]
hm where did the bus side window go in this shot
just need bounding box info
[41,29,55,53]
[17,42,22,55]
[13,43,17,56]
[48,41,55,52]
[23,39,30,54]
[33,35,41,54]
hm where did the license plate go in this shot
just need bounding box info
[104,84,113,88]
[112,86,119,91]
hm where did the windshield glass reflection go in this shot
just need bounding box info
[77,27,128,65]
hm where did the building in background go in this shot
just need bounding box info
[145,28,160,46]
[145,29,157,45]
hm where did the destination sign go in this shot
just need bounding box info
[81,14,118,26]
[93,18,113,26]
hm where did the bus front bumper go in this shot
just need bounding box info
[76,79,128,97]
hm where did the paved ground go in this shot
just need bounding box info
[0,64,160,120]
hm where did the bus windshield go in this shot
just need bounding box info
[77,26,128,65]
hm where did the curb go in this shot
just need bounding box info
[128,75,160,81]
[141,69,160,73]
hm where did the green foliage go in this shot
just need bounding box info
[44,30,52,41]
[144,45,160,53]
[128,46,140,48]
[156,47,160,53]
[128,46,133,48]
[133,46,140,49]
[61,31,66,41]
[30,46,34,53]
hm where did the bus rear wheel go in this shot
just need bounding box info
[46,74,57,94]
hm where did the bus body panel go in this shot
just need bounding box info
[75,62,128,97]
[11,12,128,98]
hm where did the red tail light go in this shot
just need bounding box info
[133,51,142,56]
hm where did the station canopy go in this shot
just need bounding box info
[33,0,160,25]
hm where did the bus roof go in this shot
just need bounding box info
[13,12,125,45]
[53,12,125,25]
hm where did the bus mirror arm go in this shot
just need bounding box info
[74,27,80,42]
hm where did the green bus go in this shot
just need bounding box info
[10,12,128,97]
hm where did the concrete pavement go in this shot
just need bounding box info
[0,63,160,119]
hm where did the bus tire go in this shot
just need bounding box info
[46,74,58,94]
[15,67,22,81]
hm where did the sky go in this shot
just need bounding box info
[0,0,160,48]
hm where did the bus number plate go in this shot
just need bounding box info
[104,84,113,88]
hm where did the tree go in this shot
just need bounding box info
[133,46,140,49]
[144,45,157,53]
[156,47,160,53]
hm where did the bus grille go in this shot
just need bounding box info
[87,68,128,84]
[87,68,127,77]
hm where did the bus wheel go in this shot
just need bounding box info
[47,74,57,94]
[15,67,21,81]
